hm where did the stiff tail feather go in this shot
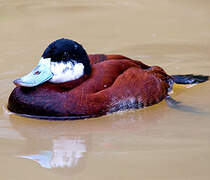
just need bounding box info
[171,74,209,84]
[165,74,209,113]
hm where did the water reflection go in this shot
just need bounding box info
[5,102,168,175]
[19,136,87,169]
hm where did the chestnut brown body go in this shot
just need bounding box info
[8,54,172,119]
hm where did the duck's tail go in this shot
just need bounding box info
[165,74,209,113]
[171,74,209,84]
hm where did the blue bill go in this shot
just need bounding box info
[14,58,53,87]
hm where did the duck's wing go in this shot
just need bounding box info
[71,60,171,114]
[84,57,171,96]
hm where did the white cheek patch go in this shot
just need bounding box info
[49,61,84,83]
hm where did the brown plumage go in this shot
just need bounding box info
[8,54,172,119]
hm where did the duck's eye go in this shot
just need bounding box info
[34,71,41,75]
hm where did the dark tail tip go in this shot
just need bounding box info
[171,74,209,84]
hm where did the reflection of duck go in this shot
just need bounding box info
[9,106,164,173]
[20,137,87,169]
[8,38,209,119]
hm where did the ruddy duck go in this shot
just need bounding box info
[8,38,209,120]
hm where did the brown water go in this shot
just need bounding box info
[1,0,210,179]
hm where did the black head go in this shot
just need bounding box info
[42,38,91,75]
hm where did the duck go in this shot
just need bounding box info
[8,38,209,120]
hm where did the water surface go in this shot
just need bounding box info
[0,0,210,179]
